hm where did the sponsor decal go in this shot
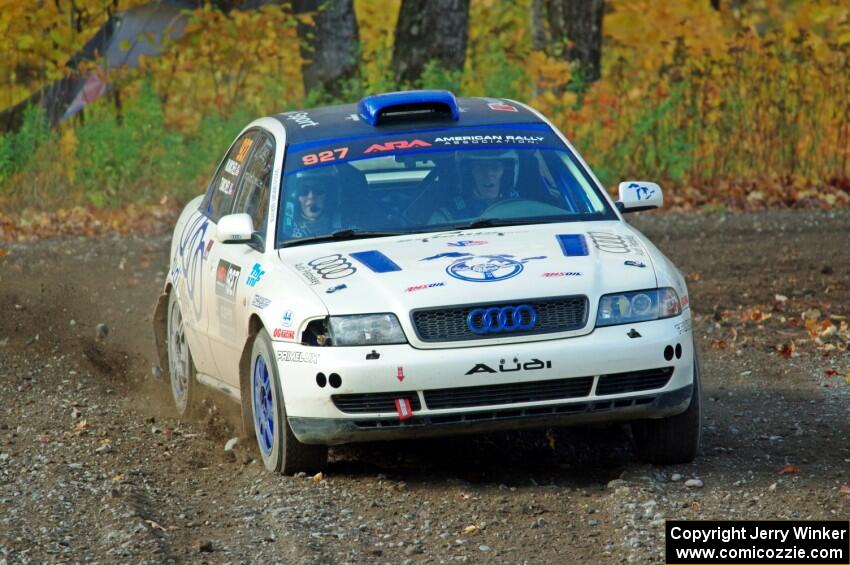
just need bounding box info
[301,147,349,167]
[171,264,180,281]
[627,182,657,201]
[218,177,234,196]
[465,358,553,375]
[447,240,487,247]
[674,319,692,335]
[246,263,266,287]
[364,139,431,153]
[235,137,253,162]
[624,260,646,268]
[542,271,582,277]
[251,295,271,309]
[224,158,241,176]
[203,239,214,260]
[350,250,401,273]
[405,282,445,292]
[281,309,294,327]
[215,260,241,300]
[467,305,537,334]
[273,328,295,340]
[487,102,518,112]
[295,263,320,285]
[308,254,357,280]
[556,234,589,257]
[275,350,319,364]
[397,230,510,243]
[587,231,645,255]
[345,113,360,121]
[176,214,210,320]
[396,367,405,382]
[421,252,545,283]
[434,134,543,145]
[283,111,318,128]
[326,284,347,293]
[394,398,413,420]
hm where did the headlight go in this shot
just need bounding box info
[595,288,681,327]
[327,313,407,346]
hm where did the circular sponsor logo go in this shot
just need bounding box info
[446,255,523,282]
[466,305,537,334]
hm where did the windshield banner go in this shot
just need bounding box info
[285,125,562,175]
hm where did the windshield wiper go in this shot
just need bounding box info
[282,229,406,247]
[449,217,547,230]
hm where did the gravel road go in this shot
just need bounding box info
[1,210,848,564]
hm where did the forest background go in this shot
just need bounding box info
[0,0,848,239]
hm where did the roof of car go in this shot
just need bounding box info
[272,96,546,147]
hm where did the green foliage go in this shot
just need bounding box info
[0,105,53,186]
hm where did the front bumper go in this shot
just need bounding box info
[274,314,694,445]
[289,383,692,444]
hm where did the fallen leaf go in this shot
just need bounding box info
[145,519,166,531]
[546,430,557,450]
[778,341,796,358]
[846,371,850,386]
[774,294,788,303]
[463,525,480,535]
[74,419,89,432]
[824,369,838,377]
[710,339,727,350]
[840,485,850,495]
[111,474,124,482]
[779,464,800,475]
[0,248,7,257]
[687,272,701,282]
[312,472,323,482]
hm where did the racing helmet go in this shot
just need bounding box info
[282,166,340,234]
[455,148,519,199]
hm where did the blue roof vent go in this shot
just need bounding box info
[358,90,460,126]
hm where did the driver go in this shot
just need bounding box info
[431,149,519,222]
[284,169,336,239]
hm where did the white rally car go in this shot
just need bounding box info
[153,90,700,474]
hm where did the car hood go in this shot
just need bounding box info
[277,221,658,316]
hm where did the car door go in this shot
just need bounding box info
[204,129,275,388]
[180,130,256,378]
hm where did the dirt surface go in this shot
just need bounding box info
[1,211,849,564]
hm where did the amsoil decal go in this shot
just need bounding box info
[542,272,581,278]
[215,260,241,300]
[405,282,445,292]
[364,139,431,153]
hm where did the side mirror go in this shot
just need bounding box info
[217,213,255,244]
[616,181,663,213]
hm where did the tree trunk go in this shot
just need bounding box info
[532,0,604,83]
[392,0,470,86]
[292,0,360,100]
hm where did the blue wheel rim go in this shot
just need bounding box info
[252,355,274,457]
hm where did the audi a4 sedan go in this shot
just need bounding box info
[153,90,700,474]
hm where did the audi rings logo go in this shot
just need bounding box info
[466,305,537,334]
[308,254,357,280]
[588,231,632,254]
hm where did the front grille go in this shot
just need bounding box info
[411,295,588,342]
[332,391,421,414]
[423,377,594,410]
[596,367,673,396]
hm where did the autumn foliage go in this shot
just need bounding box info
[0,0,849,232]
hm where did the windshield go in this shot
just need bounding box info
[276,124,616,247]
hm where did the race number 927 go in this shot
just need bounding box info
[302,148,348,166]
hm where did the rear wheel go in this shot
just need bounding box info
[166,290,198,418]
[250,330,327,474]
[631,353,702,465]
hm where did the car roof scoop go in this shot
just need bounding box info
[357,90,460,126]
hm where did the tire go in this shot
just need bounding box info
[631,352,703,465]
[166,289,199,419]
[250,330,327,475]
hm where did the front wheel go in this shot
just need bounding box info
[631,353,703,465]
[250,330,327,474]
[166,289,199,418]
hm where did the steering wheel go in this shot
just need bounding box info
[479,199,569,219]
